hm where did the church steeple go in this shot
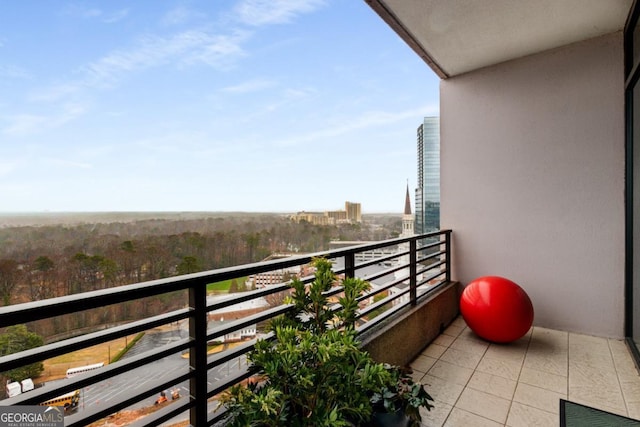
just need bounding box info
[400,183,414,239]
[396,183,415,283]
[404,183,412,215]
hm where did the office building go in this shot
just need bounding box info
[345,201,362,223]
[415,117,440,234]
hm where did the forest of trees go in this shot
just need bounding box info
[0,213,402,341]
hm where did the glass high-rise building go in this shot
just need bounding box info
[415,116,440,233]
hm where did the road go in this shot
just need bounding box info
[60,326,247,421]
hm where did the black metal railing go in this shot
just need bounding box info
[0,230,451,426]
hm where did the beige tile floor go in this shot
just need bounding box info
[411,316,640,426]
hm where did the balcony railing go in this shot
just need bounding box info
[0,230,451,426]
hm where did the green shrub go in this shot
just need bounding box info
[220,258,433,426]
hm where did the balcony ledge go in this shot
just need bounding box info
[360,280,462,367]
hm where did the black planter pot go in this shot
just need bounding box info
[367,411,411,427]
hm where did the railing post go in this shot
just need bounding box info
[409,239,417,306]
[444,230,452,282]
[344,252,356,279]
[189,282,208,425]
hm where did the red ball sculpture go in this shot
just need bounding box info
[460,276,534,343]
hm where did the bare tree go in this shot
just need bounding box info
[0,259,21,306]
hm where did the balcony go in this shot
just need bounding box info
[0,230,458,426]
[3,224,640,426]
[412,317,640,426]
[2,232,640,427]
[357,2,640,424]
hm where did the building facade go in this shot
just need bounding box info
[345,201,362,223]
[326,210,348,223]
[290,212,332,225]
[415,116,440,234]
[291,201,361,225]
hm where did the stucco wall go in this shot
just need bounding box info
[440,32,625,337]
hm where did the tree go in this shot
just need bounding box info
[243,232,260,262]
[34,255,54,272]
[0,259,21,306]
[119,240,136,281]
[143,242,171,280]
[72,253,109,290]
[0,325,44,381]
[31,256,55,300]
[176,256,202,275]
[99,257,119,286]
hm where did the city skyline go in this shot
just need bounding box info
[0,1,440,213]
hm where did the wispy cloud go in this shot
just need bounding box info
[29,1,327,99]
[135,130,234,157]
[0,64,31,79]
[275,104,439,147]
[234,0,326,26]
[28,83,80,103]
[2,104,87,136]
[221,78,276,94]
[63,5,128,23]
[103,9,130,24]
[183,30,249,68]
[76,144,116,160]
[161,5,205,26]
[82,30,248,88]
[2,114,46,136]
[62,4,101,19]
[15,1,326,132]
[28,27,249,103]
[162,6,191,26]
[43,158,92,170]
[263,87,316,112]
[81,8,102,18]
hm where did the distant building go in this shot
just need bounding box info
[329,240,398,263]
[290,201,362,225]
[326,210,348,223]
[290,211,332,225]
[401,185,414,239]
[247,265,300,288]
[415,117,440,234]
[208,318,257,343]
[207,294,270,342]
[390,185,415,305]
[345,201,362,223]
[387,185,444,304]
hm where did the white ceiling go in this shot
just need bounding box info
[366,0,633,78]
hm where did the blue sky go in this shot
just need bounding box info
[0,1,439,214]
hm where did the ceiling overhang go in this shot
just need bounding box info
[365,0,633,79]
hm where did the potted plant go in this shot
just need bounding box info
[220,258,434,426]
[368,365,434,427]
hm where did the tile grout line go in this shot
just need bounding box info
[608,337,631,417]
[423,319,464,427]
[423,324,640,425]
[438,324,468,427]
[566,331,570,406]
[443,324,505,426]
[502,326,534,427]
